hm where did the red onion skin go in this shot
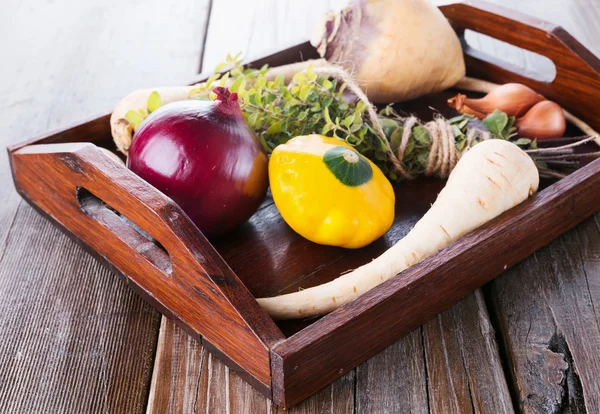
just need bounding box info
[127,94,268,238]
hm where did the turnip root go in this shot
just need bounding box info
[310,0,465,103]
[111,86,196,154]
[257,140,539,319]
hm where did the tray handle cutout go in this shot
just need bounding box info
[440,0,600,132]
[77,187,173,275]
[10,142,284,391]
[462,29,557,83]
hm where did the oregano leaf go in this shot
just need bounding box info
[125,109,146,128]
[147,91,163,113]
[483,110,509,136]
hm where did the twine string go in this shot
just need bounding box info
[310,65,491,180]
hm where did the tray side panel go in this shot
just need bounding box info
[9,143,284,391]
[271,158,600,408]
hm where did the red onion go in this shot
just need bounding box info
[127,87,268,238]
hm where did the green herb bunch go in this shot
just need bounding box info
[129,54,533,181]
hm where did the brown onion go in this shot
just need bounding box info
[448,83,544,119]
[516,100,566,140]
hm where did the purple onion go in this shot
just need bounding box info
[127,87,268,238]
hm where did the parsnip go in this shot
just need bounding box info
[111,86,196,154]
[257,140,539,320]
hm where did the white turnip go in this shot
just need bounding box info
[310,0,465,103]
[257,139,539,319]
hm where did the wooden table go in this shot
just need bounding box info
[1,1,599,412]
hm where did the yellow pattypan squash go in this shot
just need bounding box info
[269,134,395,249]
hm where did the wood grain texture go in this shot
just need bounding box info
[487,214,600,413]
[0,201,159,413]
[449,3,600,412]
[5,0,600,412]
[0,1,210,412]
[423,291,514,414]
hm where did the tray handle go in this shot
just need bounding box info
[9,142,283,391]
[440,0,600,132]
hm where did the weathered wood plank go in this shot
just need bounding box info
[145,314,204,413]
[0,0,210,412]
[487,214,600,413]
[355,330,429,413]
[0,202,160,413]
[423,291,514,414]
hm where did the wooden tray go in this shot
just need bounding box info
[7,1,600,408]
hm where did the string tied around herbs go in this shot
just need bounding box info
[310,65,490,180]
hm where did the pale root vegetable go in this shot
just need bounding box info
[111,86,196,154]
[310,0,466,103]
[257,140,539,319]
